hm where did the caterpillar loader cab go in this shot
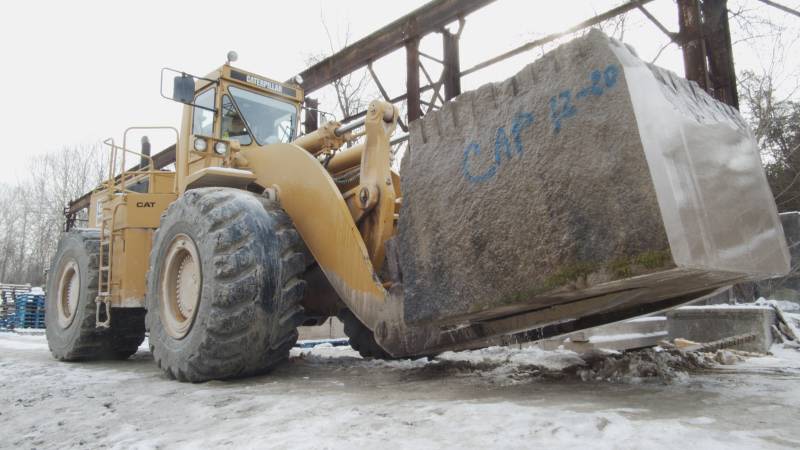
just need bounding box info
[48,32,790,383]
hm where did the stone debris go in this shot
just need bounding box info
[673,338,700,349]
[713,350,743,365]
[572,347,715,383]
[433,344,750,384]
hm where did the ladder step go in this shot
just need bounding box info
[100,266,110,270]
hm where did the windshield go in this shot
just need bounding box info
[228,86,297,145]
[221,95,252,146]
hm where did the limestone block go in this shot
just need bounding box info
[397,30,788,326]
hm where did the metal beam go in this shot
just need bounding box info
[756,0,800,19]
[341,81,439,124]
[461,0,654,77]
[368,64,409,132]
[634,0,677,41]
[293,0,495,93]
[418,60,444,106]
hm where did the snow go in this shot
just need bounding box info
[435,345,585,371]
[756,298,800,312]
[0,332,48,350]
[1,333,800,449]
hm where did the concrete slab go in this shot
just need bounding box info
[530,316,667,352]
[667,306,775,353]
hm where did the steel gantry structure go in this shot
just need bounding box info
[65,0,798,219]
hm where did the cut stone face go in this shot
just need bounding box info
[397,29,789,327]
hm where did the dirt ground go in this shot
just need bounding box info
[1,332,799,449]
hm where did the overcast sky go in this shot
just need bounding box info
[0,0,796,183]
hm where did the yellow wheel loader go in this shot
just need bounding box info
[46,32,790,382]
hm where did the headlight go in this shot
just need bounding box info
[193,138,207,152]
[214,141,228,155]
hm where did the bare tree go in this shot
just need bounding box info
[0,144,106,285]
[306,15,374,121]
[595,10,628,41]
[739,69,800,211]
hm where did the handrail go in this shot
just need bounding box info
[102,137,116,192]
[106,201,126,288]
[102,126,179,194]
[102,140,155,193]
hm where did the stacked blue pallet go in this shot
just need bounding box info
[14,293,46,329]
[0,291,16,329]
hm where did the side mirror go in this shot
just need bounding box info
[173,75,195,104]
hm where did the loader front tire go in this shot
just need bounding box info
[338,308,395,359]
[46,230,145,360]
[146,187,306,382]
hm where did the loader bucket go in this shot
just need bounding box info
[396,30,789,331]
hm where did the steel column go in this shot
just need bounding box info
[442,30,461,100]
[677,0,709,91]
[701,0,739,108]
[406,38,422,122]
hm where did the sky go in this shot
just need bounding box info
[0,0,797,183]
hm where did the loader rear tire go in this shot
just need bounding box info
[338,308,395,360]
[45,230,146,361]
[146,187,306,382]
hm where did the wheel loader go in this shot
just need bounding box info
[47,31,790,382]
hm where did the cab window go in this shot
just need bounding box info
[221,95,252,145]
[228,85,296,145]
[192,88,215,137]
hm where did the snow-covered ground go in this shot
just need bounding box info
[1,333,800,449]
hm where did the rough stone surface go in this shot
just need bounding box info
[399,31,670,324]
[667,306,775,353]
[398,30,788,327]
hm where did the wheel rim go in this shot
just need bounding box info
[160,234,202,339]
[56,260,80,328]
